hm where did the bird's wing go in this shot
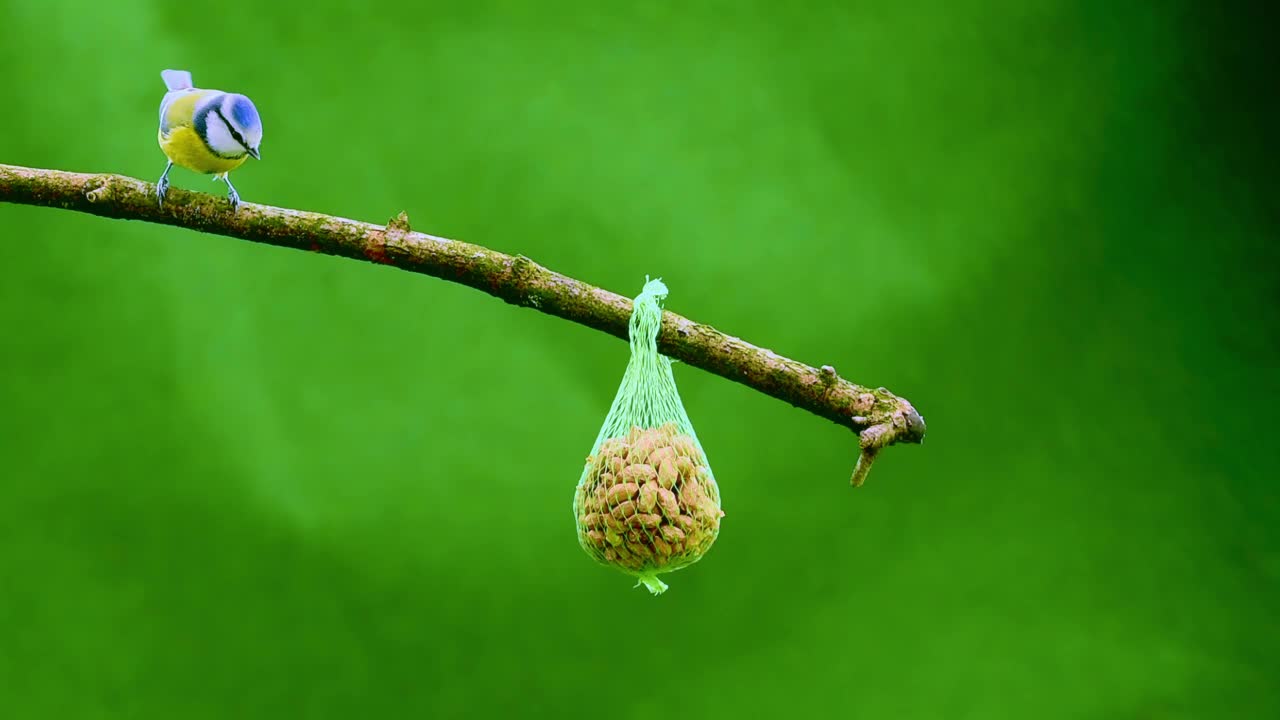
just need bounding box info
[159,89,217,135]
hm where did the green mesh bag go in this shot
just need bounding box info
[573,277,724,595]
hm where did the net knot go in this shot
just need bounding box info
[638,276,668,305]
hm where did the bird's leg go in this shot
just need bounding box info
[221,173,241,212]
[156,161,173,207]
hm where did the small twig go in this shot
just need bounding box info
[0,163,926,482]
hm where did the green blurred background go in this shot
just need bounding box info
[2,0,1276,717]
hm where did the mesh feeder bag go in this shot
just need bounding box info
[573,277,724,595]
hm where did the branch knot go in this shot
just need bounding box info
[510,255,543,307]
[84,175,120,204]
[369,211,412,265]
[819,364,838,386]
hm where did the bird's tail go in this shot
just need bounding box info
[161,69,193,91]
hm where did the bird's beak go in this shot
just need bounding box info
[247,147,260,160]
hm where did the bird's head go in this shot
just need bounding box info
[205,93,263,160]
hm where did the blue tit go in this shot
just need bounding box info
[155,69,263,211]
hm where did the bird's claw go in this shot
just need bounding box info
[156,177,169,207]
[216,174,242,212]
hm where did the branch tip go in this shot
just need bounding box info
[851,447,879,488]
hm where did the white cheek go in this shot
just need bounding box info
[204,114,242,155]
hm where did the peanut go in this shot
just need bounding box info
[626,512,662,529]
[612,500,637,518]
[606,482,639,505]
[670,435,698,459]
[620,464,657,486]
[638,481,658,513]
[681,478,706,501]
[628,541,654,559]
[674,455,695,481]
[647,446,675,470]
[657,458,678,489]
[599,437,627,458]
[652,536,672,556]
[660,525,686,543]
[657,488,680,518]
[626,441,654,466]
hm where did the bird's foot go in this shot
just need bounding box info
[156,176,169,207]
[216,174,242,212]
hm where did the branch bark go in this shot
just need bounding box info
[0,163,926,484]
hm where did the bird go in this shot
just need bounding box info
[155,69,262,211]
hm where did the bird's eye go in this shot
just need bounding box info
[215,108,249,151]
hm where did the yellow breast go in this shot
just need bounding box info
[158,126,247,175]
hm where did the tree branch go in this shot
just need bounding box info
[0,163,926,485]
